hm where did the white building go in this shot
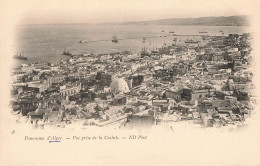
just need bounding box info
[110,78,130,93]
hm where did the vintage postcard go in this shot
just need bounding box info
[0,0,260,165]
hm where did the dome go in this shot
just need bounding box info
[110,78,130,93]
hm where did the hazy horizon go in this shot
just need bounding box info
[19,15,248,26]
[6,0,254,26]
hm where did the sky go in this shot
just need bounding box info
[1,0,258,25]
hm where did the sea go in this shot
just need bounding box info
[14,24,250,65]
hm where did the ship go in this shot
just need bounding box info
[62,49,72,56]
[141,47,150,58]
[112,35,118,43]
[172,38,178,45]
[79,40,89,43]
[142,37,146,43]
[173,38,177,41]
[159,44,170,54]
[150,46,159,55]
[13,53,28,60]
[185,39,199,44]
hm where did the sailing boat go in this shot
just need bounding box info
[141,47,150,58]
[112,35,118,43]
[142,37,146,43]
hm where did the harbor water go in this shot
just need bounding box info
[14,24,250,65]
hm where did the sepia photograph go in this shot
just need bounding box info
[0,0,260,165]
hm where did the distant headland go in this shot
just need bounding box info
[102,15,249,26]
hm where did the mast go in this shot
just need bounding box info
[112,35,118,43]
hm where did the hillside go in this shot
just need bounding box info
[114,15,249,26]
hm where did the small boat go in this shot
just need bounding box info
[161,30,165,32]
[169,31,175,33]
[199,31,208,33]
